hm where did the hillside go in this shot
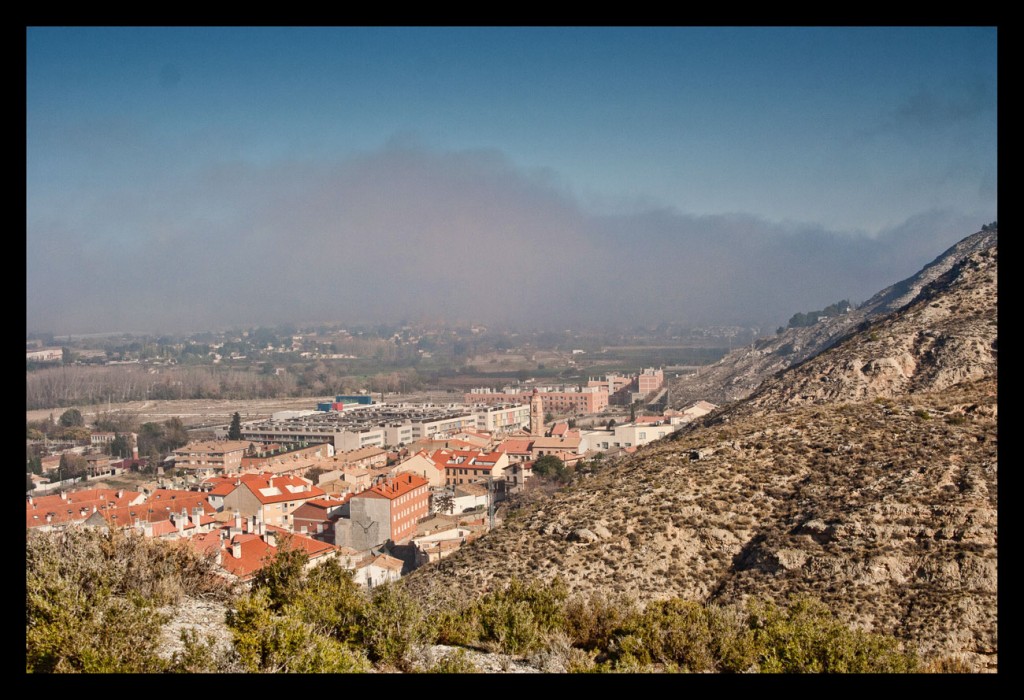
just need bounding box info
[668,228,998,407]
[406,229,998,671]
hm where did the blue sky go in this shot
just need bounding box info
[27,26,997,335]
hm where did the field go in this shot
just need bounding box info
[26,396,337,431]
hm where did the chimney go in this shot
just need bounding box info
[215,549,222,566]
[268,478,274,489]
[117,489,124,499]
[143,521,153,538]
[234,511,242,530]
[176,514,185,535]
[231,541,242,559]
[26,495,33,506]
[60,492,67,501]
[265,531,276,548]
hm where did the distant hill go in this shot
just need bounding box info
[667,227,998,407]
[406,227,998,671]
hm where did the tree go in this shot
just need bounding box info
[250,536,309,611]
[109,433,134,459]
[433,490,455,515]
[59,453,88,481]
[59,408,84,428]
[228,412,243,440]
[533,455,570,483]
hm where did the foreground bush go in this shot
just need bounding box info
[26,527,230,673]
[747,596,919,673]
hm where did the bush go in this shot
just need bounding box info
[473,577,570,655]
[26,528,203,673]
[288,558,366,645]
[360,582,426,669]
[226,588,370,673]
[748,596,918,673]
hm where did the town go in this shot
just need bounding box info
[27,358,717,589]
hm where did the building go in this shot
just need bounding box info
[26,488,145,531]
[432,449,509,487]
[241,404,479,451]
[335,473,429,551]
[394,452,447,488]
[173,441,251,476]
[466,385,610,416]
[220,473,325,529]
[580,419,681,451]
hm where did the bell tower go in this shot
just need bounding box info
[530,388,544,436]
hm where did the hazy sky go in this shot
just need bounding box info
[26,26,997,335]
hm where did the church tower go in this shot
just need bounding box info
[530,388,544,436]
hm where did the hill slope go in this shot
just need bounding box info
[406,229,998,671]
[668,228,997,407]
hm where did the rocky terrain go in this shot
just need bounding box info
[406,228,998,671]
[668,228,998,407]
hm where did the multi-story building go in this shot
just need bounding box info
[465,386,609,415]
[173,440,251,475]
[637,367,665,396]
[335,473,429,551]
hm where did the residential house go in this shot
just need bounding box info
[26,488,145,531]
[220,473,325,529]
[411,527,473,567]
[393,451,447,488]
[350,553,404,588]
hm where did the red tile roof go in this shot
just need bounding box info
[358,473,428,501]
[230,473,325,504]
[26,488,144,529]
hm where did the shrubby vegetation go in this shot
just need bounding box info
[787,300,853,329]
[27,529,927,674]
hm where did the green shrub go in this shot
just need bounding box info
[563,591,638,651]
[748,596,918,673]
[26,527,229,673]
[288,558,367,644]
[360,582,426,669]
[226,587,370,673]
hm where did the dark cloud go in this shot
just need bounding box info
[26,145,986,335]
[860,78,993,137]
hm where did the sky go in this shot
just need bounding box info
[26,26,998,336]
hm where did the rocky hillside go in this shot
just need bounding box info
[668,228,998,407]
[406,229,998,671]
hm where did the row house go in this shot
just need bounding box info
[190,523,339,583]
[27,488,144,531]
[393,452,447,488]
